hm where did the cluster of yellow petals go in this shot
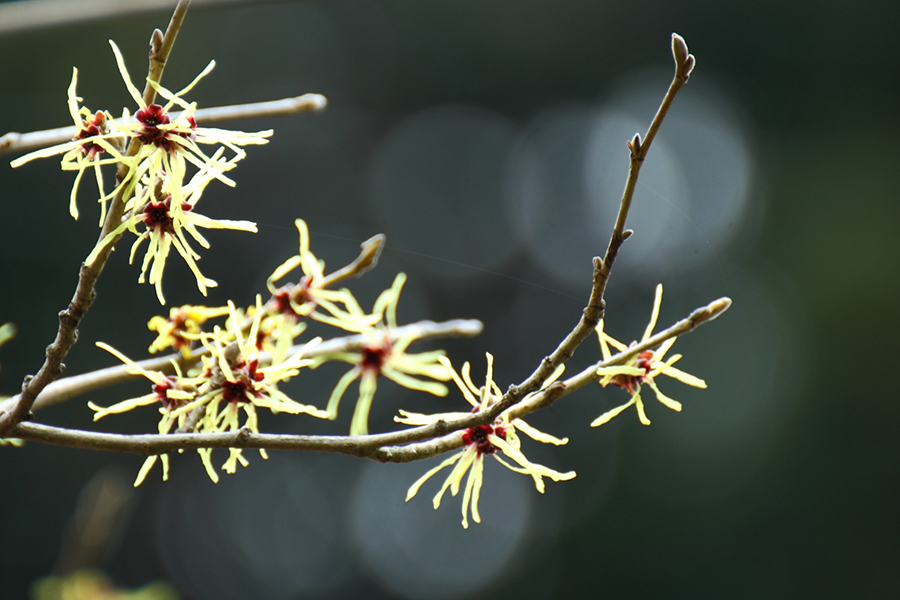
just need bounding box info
[10,40,270,305]
[399,354,575,528]
[593,284,707,427]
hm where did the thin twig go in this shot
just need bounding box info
[9,297,730,461]
[0,95,328,156]
[489,33,697,419]
[374,295,730,463]
[0,1,192,437]
[18,318,483,412]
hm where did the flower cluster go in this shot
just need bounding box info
[89,296,328,486]
[593,284,707,426]
[399,354,575,528]
[10,40,270,305]
[90,222,456,482]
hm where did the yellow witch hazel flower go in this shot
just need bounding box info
[399,353,575,529]
[311,273,451,436]
[10,67,135,223]
[107,40,271,208]
[87,342,200,486]
[260,218,369,363]
[147,304,230,356]
[266,219,363,322]
[170,296,329,482]
[592,283,708,427]
[85,157,257,305]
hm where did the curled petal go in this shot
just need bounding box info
[634,392,651,426]
[513,418,568,446]
[646,380,683,412]
[406,451,464,502]
[642,283,664,342]
[591,396,636,427]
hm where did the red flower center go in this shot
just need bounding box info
[360,337,392,375]
[142,197,192,233]
[143,199,175,233]
[76,111,107,158]
[151,378,184,411]
[135,104,196,152]
[164,310,191,350]
[609,350,655,393]
[222,359,264,404]
[463,424,500,454]
[271,276,317,317]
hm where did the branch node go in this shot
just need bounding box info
[236,427,252,444]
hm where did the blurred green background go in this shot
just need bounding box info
[1,0,898,598]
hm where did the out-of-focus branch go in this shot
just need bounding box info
[0,95,328,156]
[8,298,729,460]
[0,1,192,437]
[0,0,257,36]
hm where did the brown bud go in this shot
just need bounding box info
[682,55,696,80]
[627,132,642,156]
[149,29,164,57]
[671,33,689,67]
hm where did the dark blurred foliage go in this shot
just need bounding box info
[1,1,899,599]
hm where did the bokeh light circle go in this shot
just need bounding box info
[155,455,351,600]
[366,105,521,279]
[351,459,532,599]
[504,72,755,289]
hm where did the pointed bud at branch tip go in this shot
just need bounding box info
[303,93,328,112]
[150,29,164,56]
[671,33,695,81]
[355,234,386,276]
[672,33,689,65]
[707,297,732,321]
[320,233,386,288]
[622,229,634,241]
[691,297,732,325]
